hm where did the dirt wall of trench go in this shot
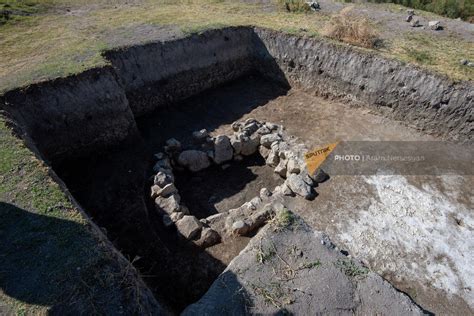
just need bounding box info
[0,67,139,163]
[252,28,473,141]
[104,27,256,117]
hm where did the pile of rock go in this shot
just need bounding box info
[149,118,326,245]
[405,9,444,30]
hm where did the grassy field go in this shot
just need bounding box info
[0,0,472,94]
[0,0,472,313]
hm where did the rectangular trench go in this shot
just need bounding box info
[1,26,472,314]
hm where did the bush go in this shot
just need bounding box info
[323,7,381,48]
[277,0,312,12]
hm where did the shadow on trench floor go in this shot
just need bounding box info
[52,74,289,312]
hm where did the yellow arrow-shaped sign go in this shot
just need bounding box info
[304,141,339,175]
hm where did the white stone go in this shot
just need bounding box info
[151,183,177,199]
[265,122,279,131]
[428,20,441,30]
[153,158,172,173]
[232,220,250,235]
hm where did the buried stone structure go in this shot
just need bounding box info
[150,118,324,247]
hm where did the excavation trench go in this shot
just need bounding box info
[1,26,472,314]
[51,75,288,312]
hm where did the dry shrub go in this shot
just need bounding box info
[277,0,312,13]
[323,7,380,48]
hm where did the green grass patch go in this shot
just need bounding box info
[336,259,369,278]
[404,47,433,64]
[271,208,296,230]
[300,260,321,270]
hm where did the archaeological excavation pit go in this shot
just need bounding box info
[1,26,472,314]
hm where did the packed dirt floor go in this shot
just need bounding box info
[203,76,473,315]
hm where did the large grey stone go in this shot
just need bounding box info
[260,133,281,148]
[213,135,233,164]
[240,135,260,156]
[287,174,313,200]
[196,227,221,248]
[428,20,441,30]
[155,194,181,214]
[265,148,280,166]
[176,215,203,240]
[178,150,211,172]
[230,134,243,154]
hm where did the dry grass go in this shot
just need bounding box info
[323,6,380,48]
[276,0,312,13]
[0,0,471,92]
